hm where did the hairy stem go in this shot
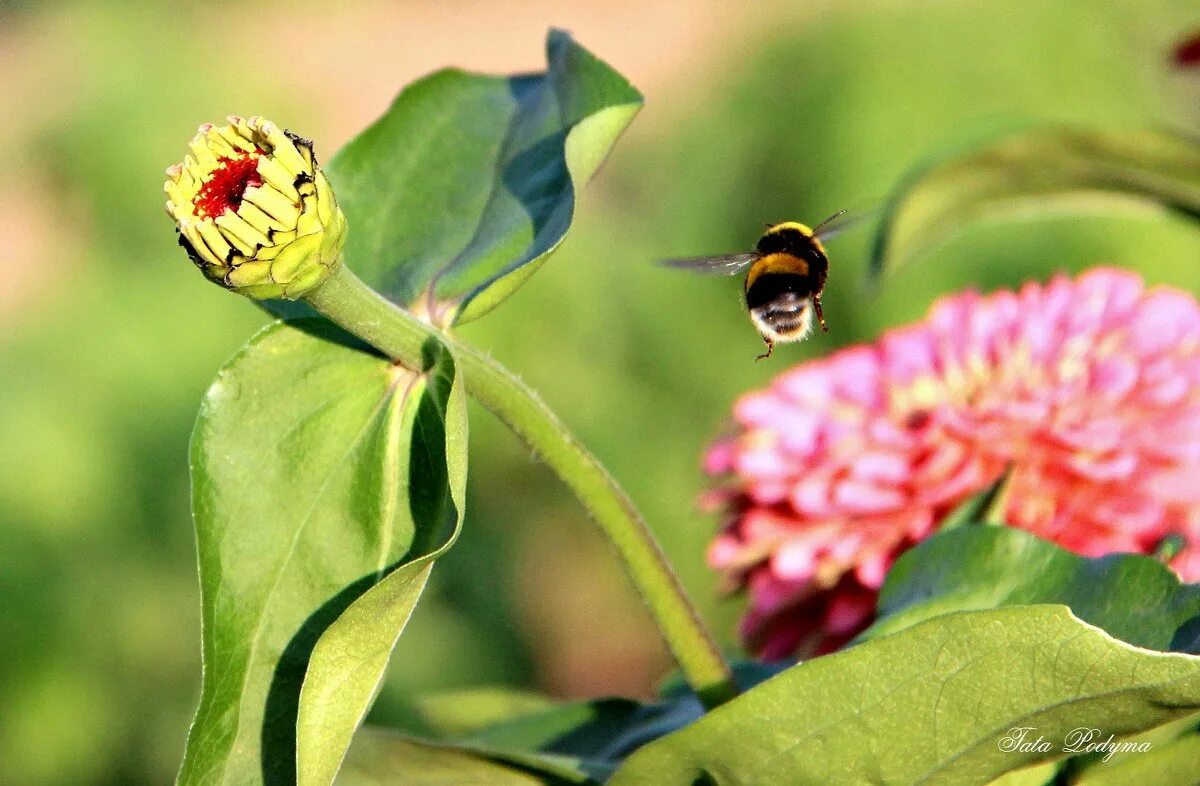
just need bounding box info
[305,265,735,707]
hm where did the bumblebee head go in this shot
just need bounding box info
[757,222,816,255]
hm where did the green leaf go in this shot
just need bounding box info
[611,606,1200,786]
[415,690,716,784]
[337,709,624,786]
[416,688,561,738]
[1067,711,1200,782]
[463,698,671,783]
[1072,734,1200,786]
[869,127,1200,278]
[861,527,1200,650]
[336,727,561,786]
[327,29,642,326]
[935,472,1010,532]
[984,760,1060,786]
[296,339,467,786]
[423,693,695,783]
[178,319,467,786]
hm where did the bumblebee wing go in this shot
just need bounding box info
[659,252,759,276]
[811,210,873,242]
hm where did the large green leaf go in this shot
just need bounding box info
[1066,711,1200,783]
[869,127,1200,278]
[1072,732,1200,786]
[862,526,1200,650]
[178,319,467,786]
[326,29,642,326]
[611,606,1200,786]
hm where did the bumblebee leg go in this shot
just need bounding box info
[756,336,774,361]
[813,296,829,333]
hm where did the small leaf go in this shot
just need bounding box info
[869,127,1200,278]
[336,727,560,785]
[416,688,560,738]
[861,526,1200,650]
[466,697,702,782]
[327,29,642,325]
[936,472,1010,531]
[418,691,712,783]
[178,320,467,786]
[611,606,1200,786]
[439,696,685,783]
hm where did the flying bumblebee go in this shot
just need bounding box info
[662,211,852,360]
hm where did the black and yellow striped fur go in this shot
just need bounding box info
[660,212,846,360]
[744,222,829,359]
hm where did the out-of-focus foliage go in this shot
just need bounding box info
[870,127,1200,277]
[1,0,1197,783]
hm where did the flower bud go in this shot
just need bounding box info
[164,116,346,299]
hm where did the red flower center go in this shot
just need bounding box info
[193,152,264,219]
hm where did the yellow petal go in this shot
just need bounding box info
[217,124,258,154]
[195,219,234,262]
[231,116,260,147]
[188,135,218,169]
[236,201,286,235]
[255,156,300,202]
[183,155,206,183]
[213,220,254,256]
[262,123,310,176]
[316,173,334,224]
[203,131,238,159]
[296,194,321,235]
[243,184,300,227]
[165,182,191,213]
[182,221,222,266]
[215,210,271,249]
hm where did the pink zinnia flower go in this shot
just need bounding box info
[705,268,1200,659]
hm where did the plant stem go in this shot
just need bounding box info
[305,265,736,707]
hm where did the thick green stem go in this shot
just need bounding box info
[305,265,735,707]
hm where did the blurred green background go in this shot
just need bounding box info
[1,0,1197,782]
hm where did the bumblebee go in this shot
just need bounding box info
[662,211,851,360]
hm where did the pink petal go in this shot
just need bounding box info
[699,267,1200,659]
[833,479,906,515]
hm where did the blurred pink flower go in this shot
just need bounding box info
[705,268,1200,659]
